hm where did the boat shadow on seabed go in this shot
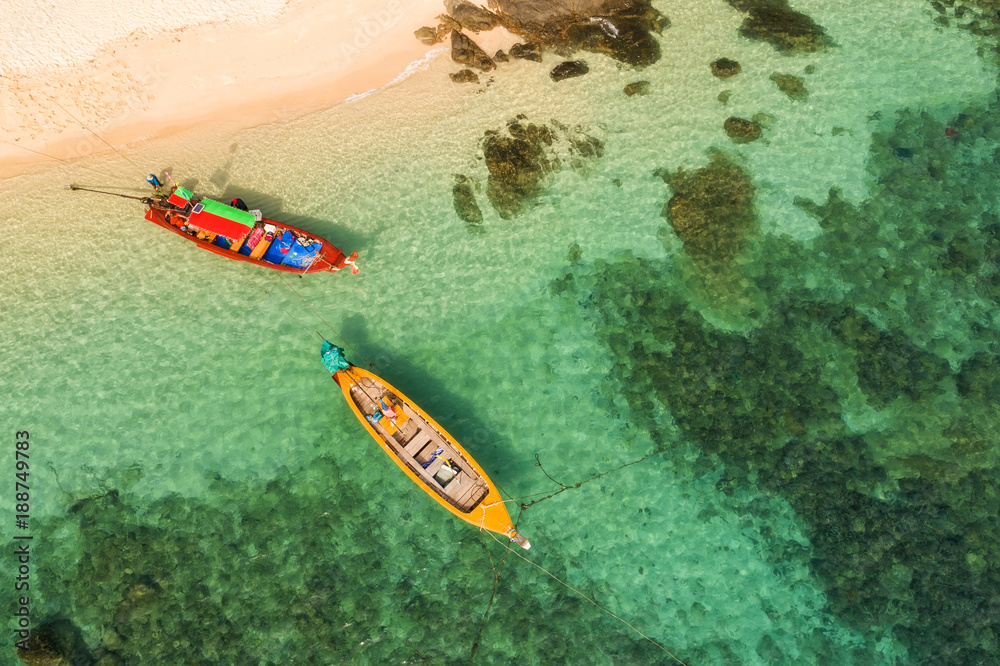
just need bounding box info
[336,313,526,483]
[212,184,374,257]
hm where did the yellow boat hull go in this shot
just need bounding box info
[332,365,529,548]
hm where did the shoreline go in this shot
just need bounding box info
[0,0,446,178]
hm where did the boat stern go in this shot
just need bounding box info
[326,249,359,274]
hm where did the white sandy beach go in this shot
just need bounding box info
[0,0,454,176]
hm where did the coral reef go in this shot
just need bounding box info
[31,463,666,664]
[483,118,557,218]
[724,116,763,143]
[770,72,807,100]
[477,116,604,218]
[453,174,484,228]
[659,153,757,264]
[554,99,1000,665]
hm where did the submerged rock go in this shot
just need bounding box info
[483,120,557,219]
[724,116,762,143]
[450,30,496,71]
[494,49,509,62]
[661,153,756,263]
[724,0,833,54]
[711,57,742,78]
[770,72,807,100]
[509,42,542,61]
[550,60,589,81]
[450,68,481,83]
[624,80,651,96]
[444,0,500,32]
[453,174,483,226]
[17,619,94,666]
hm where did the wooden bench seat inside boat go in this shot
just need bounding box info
[347,375,491,512]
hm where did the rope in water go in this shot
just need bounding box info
[239,270,325,344]
[481,527,687,665]
[506,450,663,511]
[469,528,514,665]
[275,272,377,368]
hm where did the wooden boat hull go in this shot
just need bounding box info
[332,365,529,548]
[145,205,356,274]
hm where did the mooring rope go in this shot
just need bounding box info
[239,269,324,344]
[514,450,663,511]
[50,99,145,172]
[275,272,377,368]
[4,141,126,181]
[480,527,687,665]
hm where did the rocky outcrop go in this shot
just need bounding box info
[724,0,833,54]
[414,26,442,45]
[770,72,807,100]
[450,30,496,71]
[509,42,542,61]
[488,0,667,67]
[445,0,500,32]
[429,1,667,70]
[724,116,762,143]
[711,57,741,78]
[660,153,756,263]
[550,60,589,81]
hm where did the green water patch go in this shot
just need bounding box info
[21,460,670,665]
[553,96,1000,664]
[564,252,999,664]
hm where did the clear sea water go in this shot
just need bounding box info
[3,0,999,663]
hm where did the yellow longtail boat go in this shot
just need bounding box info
[322,342,530,549]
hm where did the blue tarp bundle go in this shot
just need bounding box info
[281,238,320,269]
[262,230,294,264]
[321,341,351,373]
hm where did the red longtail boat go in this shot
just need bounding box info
[141,182,358,274]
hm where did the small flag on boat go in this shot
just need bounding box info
[167,186,194,208]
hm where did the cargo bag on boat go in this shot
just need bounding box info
[238,226,266,256]
[281,238,320,269]
[262,230,294,264]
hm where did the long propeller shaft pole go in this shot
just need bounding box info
[65,184,154,203]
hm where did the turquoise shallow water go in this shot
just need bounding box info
[3,0,1000,663]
